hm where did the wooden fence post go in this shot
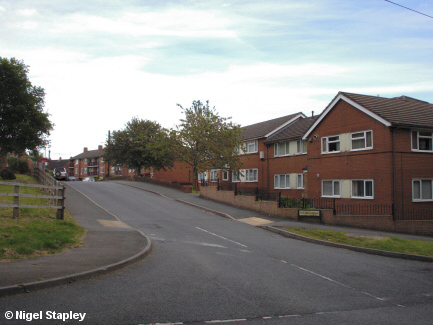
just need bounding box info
[13,185,19,219]
[56,185,66,220]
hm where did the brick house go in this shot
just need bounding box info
[69,146,109,180]
[302,92,433,215]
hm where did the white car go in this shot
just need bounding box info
[83,176,96,182]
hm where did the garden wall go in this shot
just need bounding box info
[200,186,433,236]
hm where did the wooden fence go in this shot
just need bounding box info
[0,168,66,219]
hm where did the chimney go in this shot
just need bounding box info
[84,147,88,152]
[59,157,62,161]
[98,145,103,151]
[312,111,314,117]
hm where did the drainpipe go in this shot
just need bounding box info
[266,144,270,190]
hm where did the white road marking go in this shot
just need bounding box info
[288,262,397,304]
[195,227,248,248]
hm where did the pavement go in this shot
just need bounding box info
[1,180,432,297]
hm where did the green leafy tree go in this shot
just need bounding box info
[0,57,53,158]
[104,117,175,173]
[175,100,243,185]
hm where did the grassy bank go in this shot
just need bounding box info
[285,227,433,257]
[0,174,85,261]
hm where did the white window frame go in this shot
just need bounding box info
[412,130,433,152]
[296,140,307,155]
[232,171,240,183]
[245,169,258,182]
[322,180,341,198]
[245,140,258,154]
[351,180,374,199]
[222,171,229,181]
[297,174,304,189]
[198,172,206,181]
[412,179,433,202]
[351,130,373,151]
[274,141,290,157]
[210,170,218,182]
[321,135,340,154]
[274,174,290,189]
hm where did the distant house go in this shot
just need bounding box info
[69,146,108,180]
[47,158,68,174]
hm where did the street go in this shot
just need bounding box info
[1,181,432,325]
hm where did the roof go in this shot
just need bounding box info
[71,148,105,160]
[240,113,306,141]
[265,115,320,144]
[342,92,433,128]
[48,159,69,170]
[304,92,433,139]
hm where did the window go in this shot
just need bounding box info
[75,160,79,165]
[413,180,433,201]
[245,169,258,182]
[100,167,104,173]
[297,140,307,154]
[351,131,373,151]
[297,174,304,189]
[412,131,433,152]
[232,171,240,183]
[351,180,374,199]
[84,168,87,174]
[222,171,229,181]
[198,172,206,181]
[274,141,290,157]
[274,174,290,189]
[322,180,341,197]
[322,136,340,153]
[245,140,258,154]
[210,170,218,182]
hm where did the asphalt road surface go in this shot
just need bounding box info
[1,182,432,325]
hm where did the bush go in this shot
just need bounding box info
[6,156,29,174]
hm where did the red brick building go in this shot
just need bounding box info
[303,92,433,215]
[152,91,433,217]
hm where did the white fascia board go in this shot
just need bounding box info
[264,113,306,138]
[302,93,392,140]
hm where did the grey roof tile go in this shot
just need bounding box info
[240,113,305,140]
[341,92,433,128]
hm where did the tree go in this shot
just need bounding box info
[104,117,175,173]
[0,57,53,158]
[175,100,243,185]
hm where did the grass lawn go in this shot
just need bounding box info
[0,174,86,262]
[285,227,433,257]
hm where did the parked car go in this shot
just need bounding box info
[53,167,68,181]
[83,176,96,182]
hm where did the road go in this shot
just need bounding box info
[1,181,432,325]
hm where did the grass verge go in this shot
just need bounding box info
[285,227,433,257]
[0,174,86,262]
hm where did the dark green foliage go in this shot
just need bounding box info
[0,57,53,158]
[104,117,175,172]
[6,156,29,174]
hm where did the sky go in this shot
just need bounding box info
[1,0,432,160]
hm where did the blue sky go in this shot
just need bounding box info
[1,0,432,159]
